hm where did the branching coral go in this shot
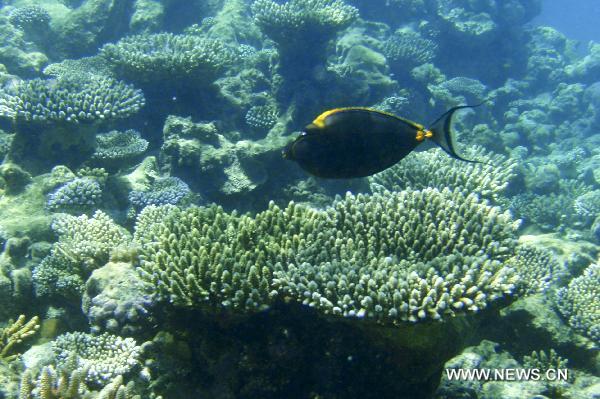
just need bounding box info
[245,105,278,131]
[0,315,40,361]
[382,28,437,70]
[508,245,565,295]
[128,176,192,211]
[137,188,520,323]
[100,33,235,87]
[0,77,144,124]
[251,0,358,43]
[32,250,85,300]
[555,262,600,344]
[251,0,358,70]
[8,6,50,31]
[52,332,142,387]
[92,129,149,166]
[369,146,516,203]
[46,178,103,213]
[19,366,141,399]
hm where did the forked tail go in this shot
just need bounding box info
[427,103,486,163]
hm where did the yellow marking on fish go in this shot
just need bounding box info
[311,107,423,130]
[415,129,433,142]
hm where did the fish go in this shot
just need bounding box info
[282,105,482,178]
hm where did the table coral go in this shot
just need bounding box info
[136,187,520,323]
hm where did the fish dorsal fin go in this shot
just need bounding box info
[311,107,424,130]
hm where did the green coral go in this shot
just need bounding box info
[137,188,520,323]
[100,33,235,87]
[555,262,600,344]
[369,146,516,203]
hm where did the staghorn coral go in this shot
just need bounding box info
[137,187,520,323]
[555,262,600,344]
[92,130,148,167]
[0,315,40,361]
[19,366,142,399]
[522,349,569,372]
[274,189,518,323]
[0,77,144,124]
[508,245,565,295]
[100,33,235,87]
[52,332,142,387]
[369,146,516,203]
[46,178,103,213]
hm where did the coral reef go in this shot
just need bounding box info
[369,146,516,203]
[82,261,154,337]
[91,129,148,170]
[52,332,142,387]
[251,0,359,74]
[555,262,600,344]
[137,188,520,323]
[0,315,39,361]
[0,77,144,124]
[128,176,192,212]
[46,177,103,213]
[100,33,235,88]
[507,244,565,295]
[382,28,437,73]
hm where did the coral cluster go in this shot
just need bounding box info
[128,176,192,211]
[507,245,564,295]
[46,177,103,213]
[8,6,50,31]
[251,0,358,43]
[33,211,131,301]
[92,129,149,166]
[0,77,144,124]
[0,315,39,361]
[245,105,278,131]
[52,332,142,386]
[382,28,438,70]
[100,33,235,86]
[555,262,600,344]
[137,188,520,323]
[369,146,516,203]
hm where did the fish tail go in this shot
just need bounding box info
[427,103,486,163]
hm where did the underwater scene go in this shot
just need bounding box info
[0,0,598,398]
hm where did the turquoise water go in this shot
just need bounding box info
[0,1,598,398]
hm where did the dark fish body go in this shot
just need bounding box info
[283,106,479,178]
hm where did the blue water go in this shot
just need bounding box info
[535,0,600,45]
